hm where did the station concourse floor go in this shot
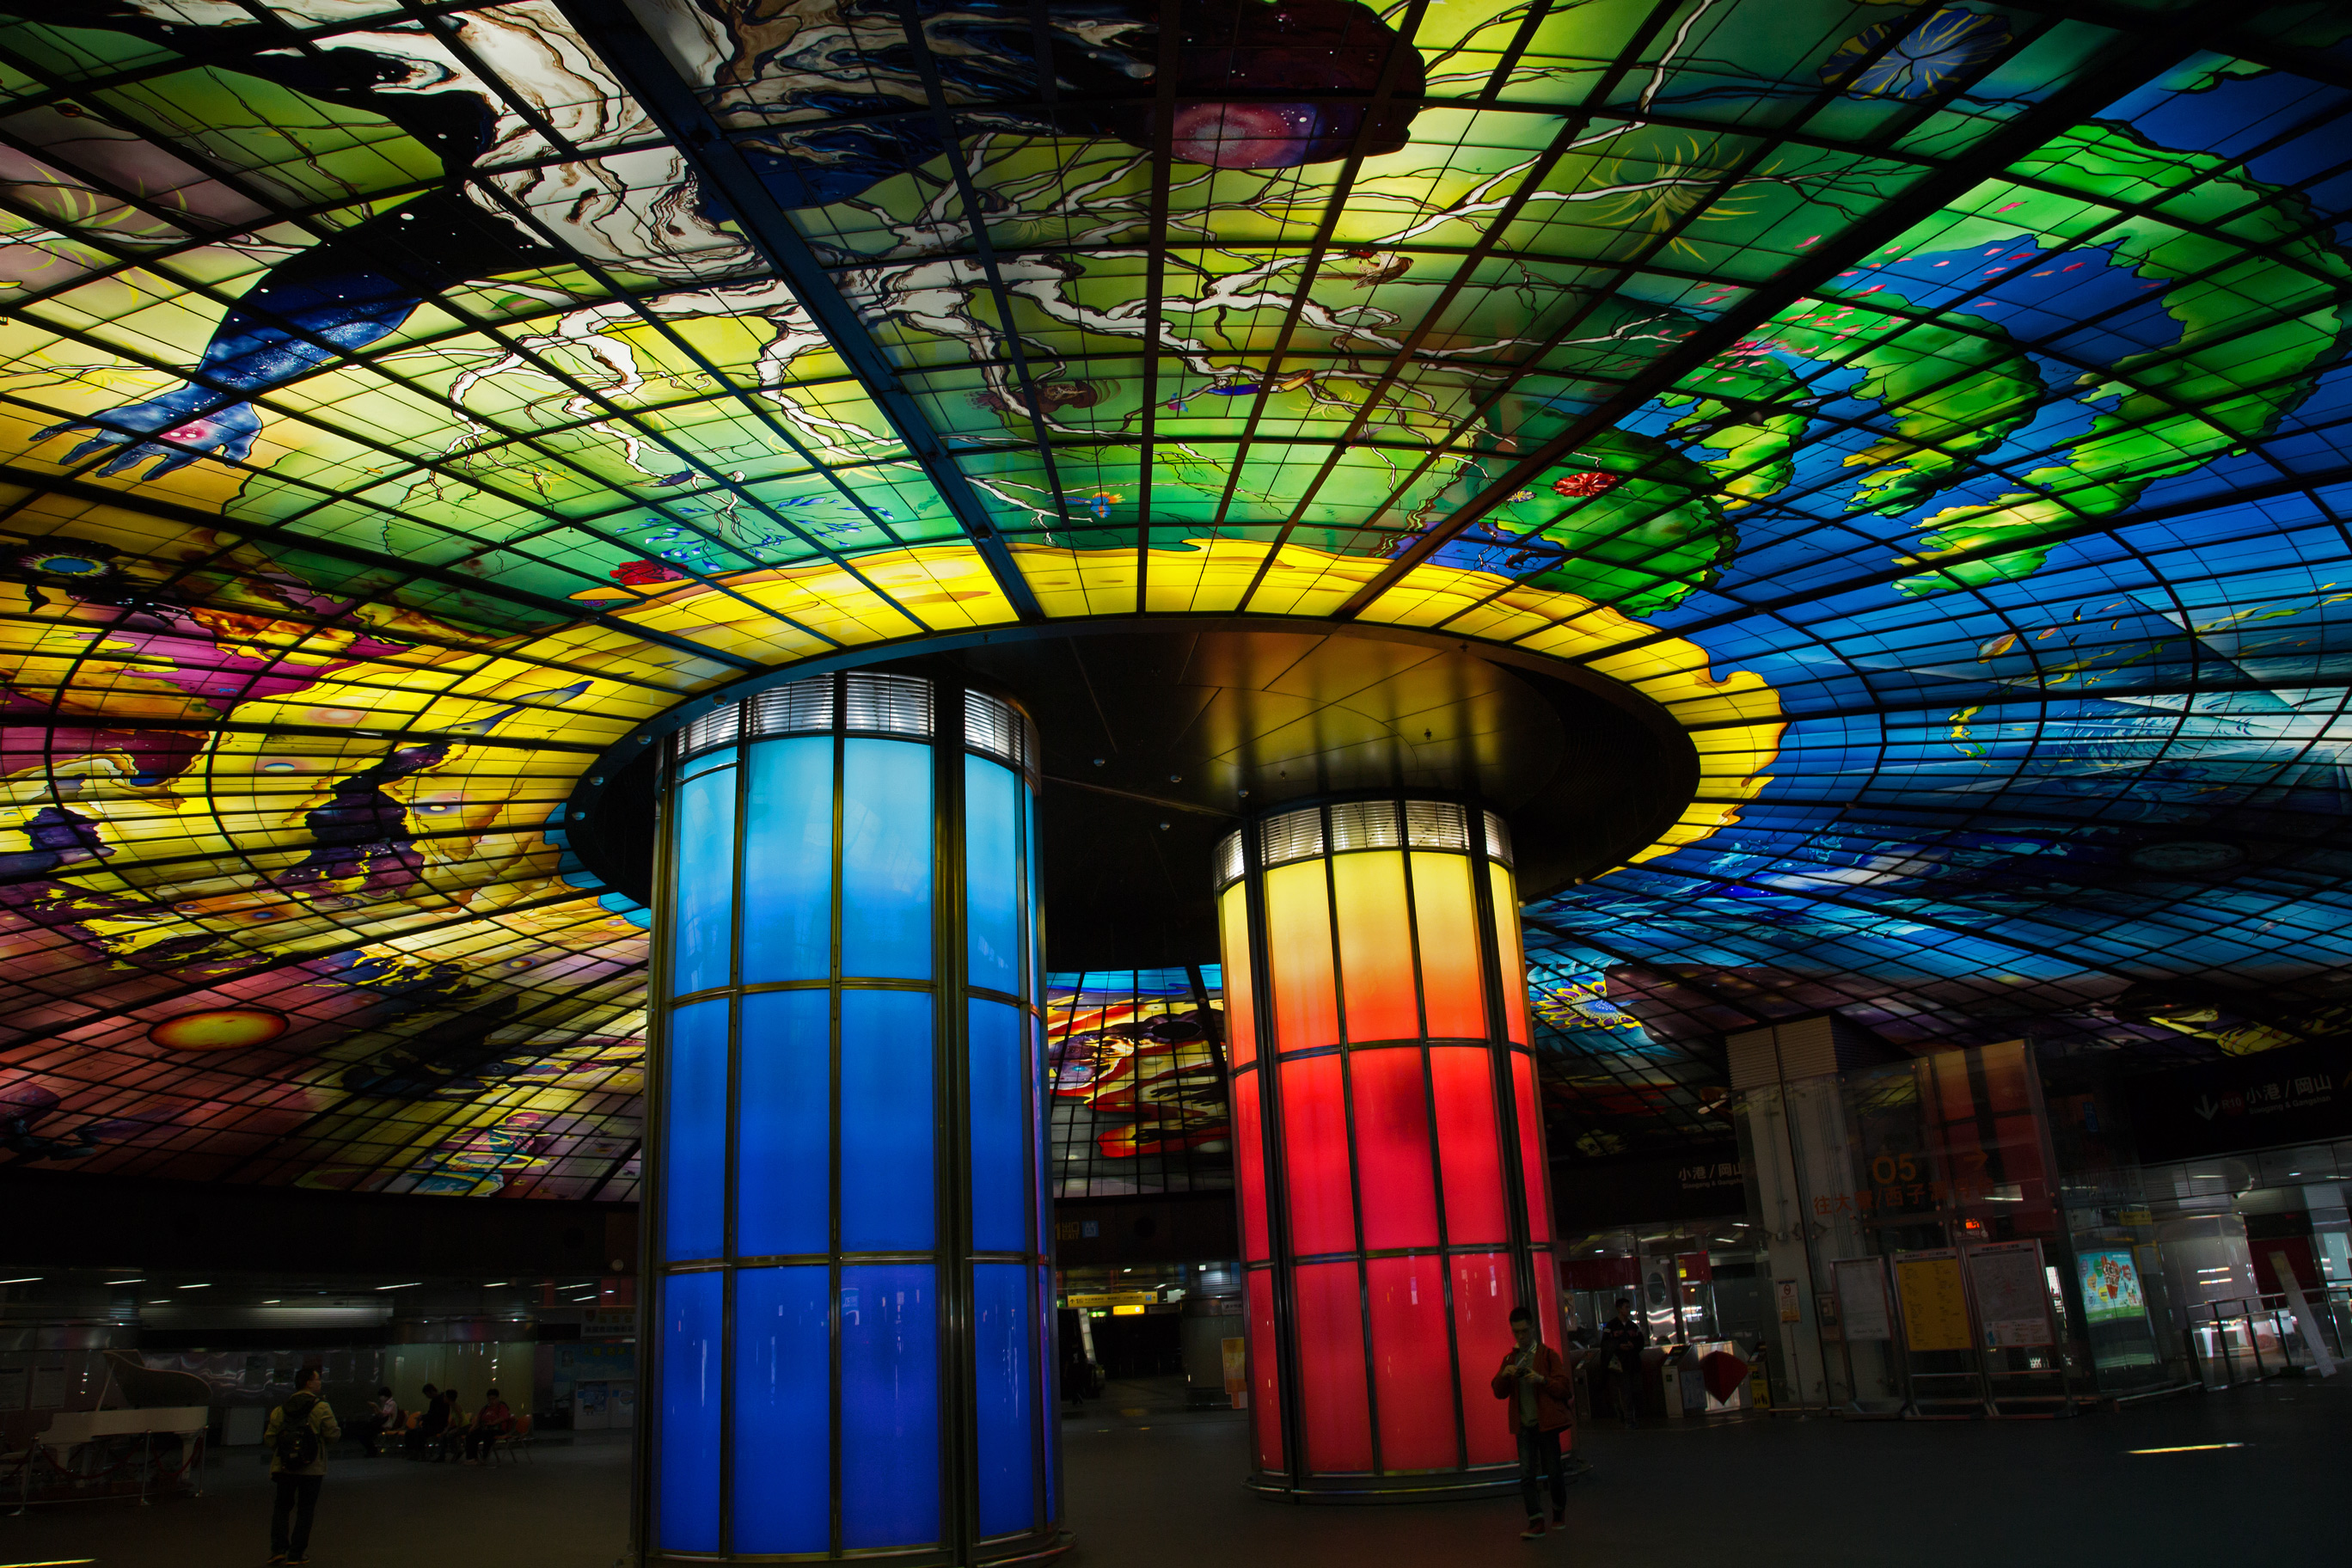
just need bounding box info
[7,1375,2341,1567]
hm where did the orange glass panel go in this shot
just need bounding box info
[1486,862,1530,1044]
[1266,861,1339,1051]
[1332,851,1417,1044]
[1217,882,1256,1068]
[1350,1047,1438,1252]
[1410,853,1485,1039]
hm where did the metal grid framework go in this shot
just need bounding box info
[1045,966,1231,1197]
[0,0,2347,1194]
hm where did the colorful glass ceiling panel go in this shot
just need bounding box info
[0,0,2349,1193]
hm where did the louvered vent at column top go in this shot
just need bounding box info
[1210,830,1244,891]
[749,675,834,737]
[1403,800,1470,851]
[842,673,933,737]
[1258,806,1325,867]
[1484,810,1514,867]
[965,689,1033,773]
[676,703,741,758]
[1327,799,1403,851]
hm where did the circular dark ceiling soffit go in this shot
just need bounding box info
[567,622,1696,969]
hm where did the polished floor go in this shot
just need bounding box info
[7,1376,2341,1566]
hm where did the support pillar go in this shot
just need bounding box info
[643,671,1061,1563]
[1213,797,1558,1500]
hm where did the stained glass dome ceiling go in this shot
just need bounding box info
[2,0,2349,1195]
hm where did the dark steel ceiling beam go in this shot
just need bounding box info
[555,0,1044,622]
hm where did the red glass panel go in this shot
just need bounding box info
[1487,863,1530,1044]
[1350,1048,1438,1252]
[1234,1068,1269,1262]
[1410,853,1484,1038]
[1449,1251,1517,1467]
[1217,885,1255,1069]
[1281,1056,1357,1256]
[1430,1048,1505,1245]
[1532,1249,1565,1363]
[1295,1261,1373,1473]
[1332,851,1417,1043]
[1365,1255,1456,1473]
[1512,1051,1551,1242]
[1246,1267,1284,1473]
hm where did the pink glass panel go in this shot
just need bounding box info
[1234,1068,1269,1262]
[1512,1050,1551,1242]
[1449,1251,1517,1467]
[1217,884,1255,1069]
[1350,1048,1438,1253]
[1332,851,1417,1043]
[1487,863,1530,1044]
[1533,1249,1566,1367]
[1281,1055,1356,1256]
[1266,861,1339,1051]
[1295,1260,1373,1473]
[1410,853,1485,1039]
[1430,1047,1506,1245]
[1365,1255,1456,1473]
[1247,1268,1284,1473]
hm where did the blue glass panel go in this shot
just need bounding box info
[840,1264,939,1548]
[663,999,727,1263]
[737,989,829,1258]
[841,738,932,980]
[732,1265,830,1553]
[974,1262,1036,1538]
[1032,1016,1051,1259]
[670,763,737,995]
[965,754,1019,993]
[742,736,834,985]
[1038,1264,1058,1524]
[1025,787,1041,999]
[658,1270,721,1553]
[839,989,932,1251]
[968,998,1026,1253]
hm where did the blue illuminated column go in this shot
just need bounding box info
[645,671,1059,1565]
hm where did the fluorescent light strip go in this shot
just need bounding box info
[2128,1442,2245,1455]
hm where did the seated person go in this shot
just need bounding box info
[432,1389,467,1462]
[463,1390,513,1464]
[412,1383,449,1461]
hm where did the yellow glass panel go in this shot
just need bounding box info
[1265,860,1338,1051]
[1487,862,1530,1045]
[1217,881,1257,1068]
[1410,852,1485,1039]
[1331,851,1416,1043]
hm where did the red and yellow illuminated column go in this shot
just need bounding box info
[1213,799,1559,1499]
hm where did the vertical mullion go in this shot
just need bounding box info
[635,764,674,1560]
[935,685,975,1561]
[1326,822,1383,1478]
[1471,812,1540,1321]
[717,740,749,1556]
[1240,819,1302,1482]
[826,683,846,1559]
[1406,845,1472,1474]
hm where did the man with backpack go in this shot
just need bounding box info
[265,1364,340,1566]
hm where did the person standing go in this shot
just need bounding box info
[406,1382,438,1459]
[264,1365,340,1567]
[1601,1298,1648,1429]
[1491,1305,1574,1541]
